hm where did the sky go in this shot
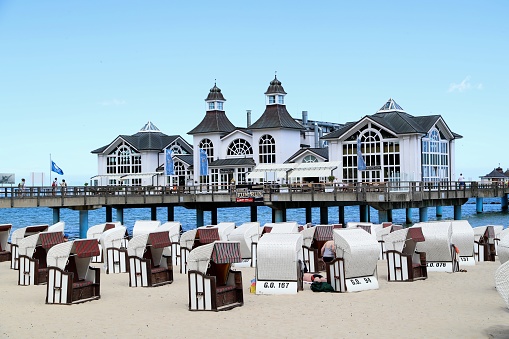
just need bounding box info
[0,1,507,185]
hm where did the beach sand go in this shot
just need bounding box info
[1,260,508,339]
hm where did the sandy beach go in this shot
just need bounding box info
[1,259,508,339]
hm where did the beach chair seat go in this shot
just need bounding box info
[100,226,129,274]
[256,233,304,295]
[473,226,496,262]
[127,231,173,287]
[385,227,427,282]
[18,231,65,285]
[326,229,380,292]
[495,261,509,309]
[46,239,101,305]
[0,224,12,262]
[301,225,334,273]
[10,225,48,270]
[188,241,243,311]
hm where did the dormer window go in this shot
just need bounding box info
[269,96,275,104]
[217,102,223,110]
[278,95,284,104]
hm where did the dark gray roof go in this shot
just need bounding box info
[249,105,304,130]
[481,168,507,178]
[91,132,185,153]
[321,121,356,139]
[188,111,236,135]
[264,75,287,95]
[285,148,329,163]
[205,84,226,101]
[209,158,256,167]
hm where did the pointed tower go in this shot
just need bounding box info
[250,75,303,164]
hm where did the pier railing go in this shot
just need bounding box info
[0,181,507,208]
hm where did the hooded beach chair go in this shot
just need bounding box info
[376,223,403,260]
[228,222,260,268]
[450,220,475,267]
[385,227,427,282]
[180,227,221,274]
[0,224,12,262]
[256,233,304,295]
[188,241,243,311]
[86,222,119,263]
[127,231,173,287]
[46,239,101,305]
[301,225,334,273]
[159,221,182,268]
[495,261,509,309]
[413,222,459,272]
[10,224,49,270]
[473,225,496,262]
[326,228,380,292]
[100,226,129,274]
[498,235,509,265]
[18,231,65,285]
[264,221,299,234]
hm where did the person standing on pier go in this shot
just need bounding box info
[60,179,67,196]
[52,178,58,196]
[18,178,25,197]
[458,173,465,189]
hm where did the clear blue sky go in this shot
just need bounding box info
[0,1,507,185]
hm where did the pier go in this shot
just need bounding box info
[1,181,508,238]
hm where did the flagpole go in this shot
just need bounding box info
[49,153,52,186]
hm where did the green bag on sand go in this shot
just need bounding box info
[310,281,335,292]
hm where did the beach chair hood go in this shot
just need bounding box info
[180,229,198,250]
[127,234,150,258]
[257,233,303,281]
[227,222,260,258]
[187,241,242,274]
[47,241,74,270]
[450,220,475,256]
[100,226,128,249]
[133,220,161,238]
[333,228,379,278]
[414,222,453,261]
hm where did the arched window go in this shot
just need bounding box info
[227,139,253,156]
[259,134,276,163]
[422,127,449,182]
[106,141,141,174]
[199,138,214,162]
[303,155,318,163]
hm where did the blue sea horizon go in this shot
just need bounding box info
[1,197,507,240]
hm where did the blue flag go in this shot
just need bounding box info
[51,161,64,175]
[357,138,367,171]
[199,149,208,176]
[165,149,175,175]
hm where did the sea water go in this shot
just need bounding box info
[1,197,507,239]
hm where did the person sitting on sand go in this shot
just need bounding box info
[303,273,327,283]
[321,240,335,263]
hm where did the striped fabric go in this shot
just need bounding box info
[198,228,220,244]
[0,224,12,232]
[314,225,333,241]
[211,242,241,264]
[486,226,496,240]
[39,232,65,249]
[148,231,171,248]
[105,223,116,231]
[74,239,100,258]
[408,227,425,242]
[263,226,272,234]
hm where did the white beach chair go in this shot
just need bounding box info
[498,235,509,264]
[10,224,48,270]
[86,222,120,263]
[495,261,509,309]
[100,226,129,274]
[413,222,459,272]
[450,220,475,267]
[256,233,304,295]
[228,222,260,268]
[127,231,173,287]
[376,224,403,260]
[159,221,182,267]
[215,222,236,240]
[491,225,505,256]
[46,239,101,305]
[179,229,198,274]
[132,220,161,238]
[188,241,243,311]
[385,227,427,282]
[473,225,496,262]
[18,231,66,285]
[327,228,380,292]
[0,224,12,262]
